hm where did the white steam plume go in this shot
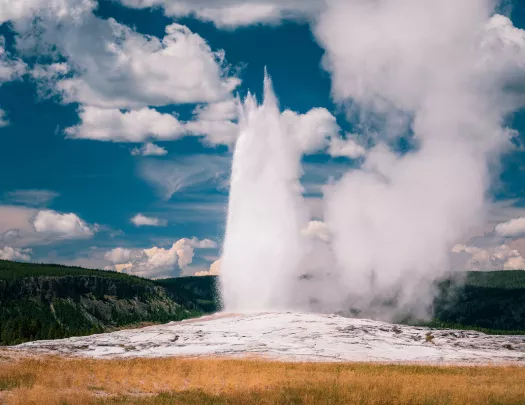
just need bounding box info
[314,0,525,320]
[220,73,309,311]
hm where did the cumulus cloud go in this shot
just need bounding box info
[328,135,367,159]
[0,36,26,84]
[66,99,241,146]
[452,244,525,271]
[282,107,340,154]
[131,143,168,156]
[0,246,31,261]
[66,107,185,142]
[185,99,240,146]
[194,258,221,276]
[117,0,322,27]
[495,217,525,238]
[33,210,95,239]
[3,0,245,149]
[104,247,132,264]
[130,213,167,227]
[105,237,218,278]
[38,19,238,108]
[0,0,95,25]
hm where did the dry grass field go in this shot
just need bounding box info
[1,351,524,405]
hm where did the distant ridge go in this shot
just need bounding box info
[0,260,218,345]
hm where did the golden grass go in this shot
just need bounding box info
[1,351,525,405]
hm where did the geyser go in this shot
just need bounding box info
[221,0,525,320]
[220,73,309,312]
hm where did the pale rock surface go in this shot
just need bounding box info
[14,312,525,364]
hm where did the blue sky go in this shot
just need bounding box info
[1,0,525,277]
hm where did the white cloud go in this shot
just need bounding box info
[45,20,239,108]
[504,256,525,270]
[194,258,221,276]
[495,217,525,238]
[3,189,59,206]
[117,0,322,27]
[130,213,167,227]
[0,35,26,128]
[452,243,525,271]
[193,99,238,121]
[33,210,95,239]
[282,107,340,154]
[66,100,240,146]
[0,246,31,261]
[185,119,239,147]
[0,205,38,247]
[105,237,218,278]
[104,247,133,264]
[131,143,168,156]
[328,135,367,159]
[0,0,95,25]
[0,36,26,84]
[66,107,185,142]
[182,99,239,146]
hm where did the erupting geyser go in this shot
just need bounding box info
[220,73,309,312]
[221,0,525,320]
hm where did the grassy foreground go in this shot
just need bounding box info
[1,354,525,405]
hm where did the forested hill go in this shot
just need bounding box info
[432,271,525,333]
[2,259,525,346]
[0,260,219,345]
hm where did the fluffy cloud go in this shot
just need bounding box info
[67,101,240,147]
[0,0,95,25]
[495,217,525,238]
[0,246,31,261]
[0,35,26,127]
[0,36,26,84]
[185,99,240,146]
[193,100,238,122]
[66,107,185,142]
[452,244,525,271]
[104,247,132,264]
[117,0,321,27]
[33,210,95,239]
[47,20,238,108]
[131,143,168,156]
[130,213,167,227]
[328,135,367,159]
[282,107,340,154]
[105,237,218,278]
[194,258,221,276]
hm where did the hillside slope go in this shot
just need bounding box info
[0,260,216,345]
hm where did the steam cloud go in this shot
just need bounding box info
[221,0,525,320]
